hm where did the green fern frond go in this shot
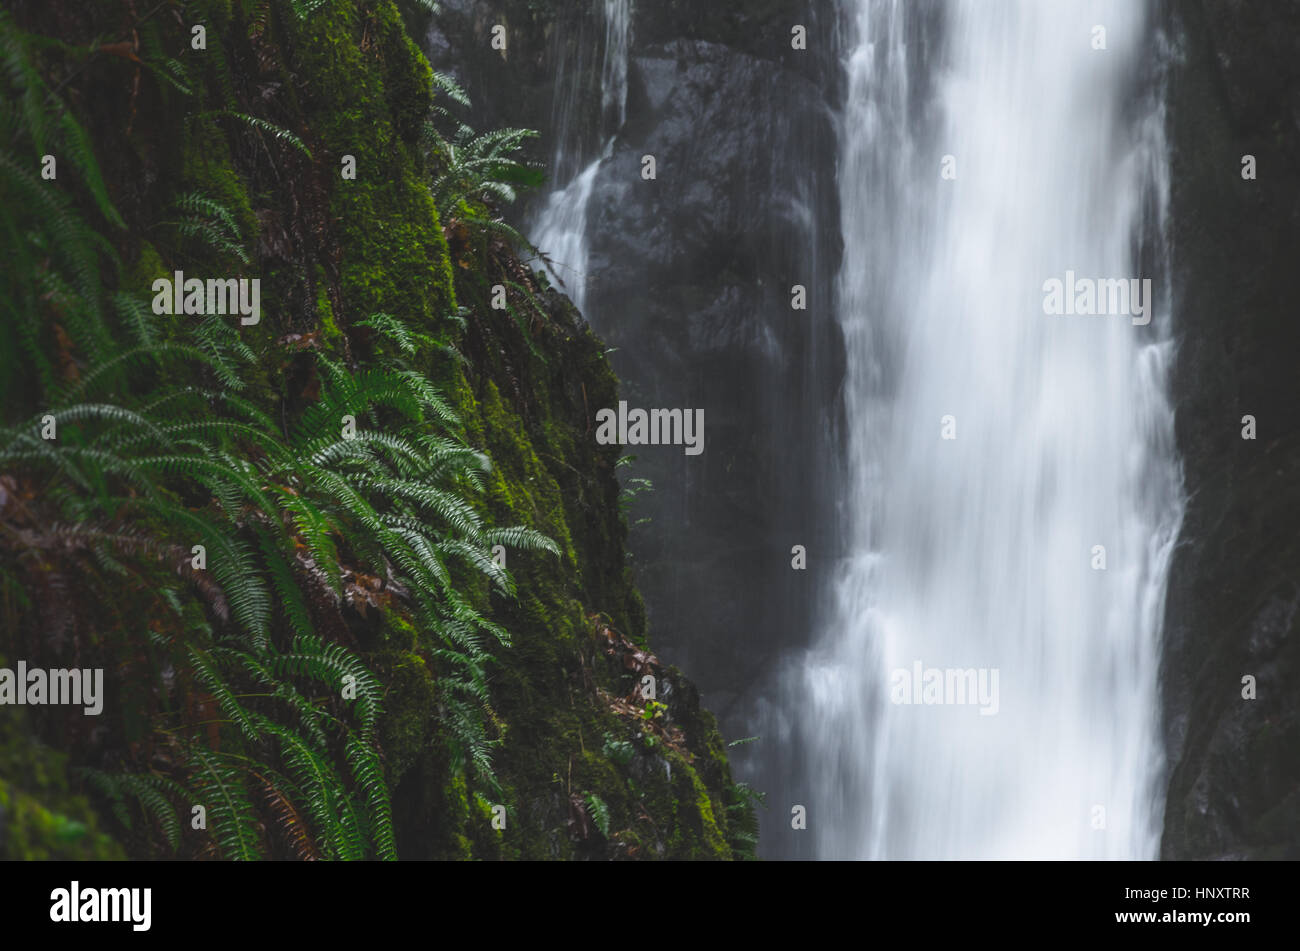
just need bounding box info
[257,536,316,640]
[63,342,222,401]
[344,733,396,860]
[162,190,250,264]
[484,525,561,556]
[190,647,261,741]
[249,713,355,859]
[188,746,261,861]
[430,69,469,108]
[111,291,158,346]
[79,769,183,852]
[356,312,416,355]
[289,0,334,20]
[201,110,311,158]
[272,635,382,735]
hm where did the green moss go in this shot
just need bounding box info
[0,707,123,860]
[373,0,434,143]
[433,275,750,858]
[475,378,577,565]
[0,779,121,860]
[376,647,437,786]
[283,0,455,330]
[127,241,167,290]
[2,0,750,862]
[686,765,730,858]
[332,180,450,325]
[314,265,344,344]
[180,115,258,248]
[444,773,474,859]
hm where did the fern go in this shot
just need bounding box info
[190,646,262,741]
[252,768,319,860]
[724,781,765,861]
[200,110,312,158]
[188,745,261,861]
[80,769,184,852]
[583,792,611,837]
[429,69,470,120]
[289,0,335,20]
[272,634,382,735]
[251,714,356,859]
[345,733,397,860]
[161,190,250,264]
[3,0,558,859]
[430,123,542,219]
[357,312,416,355]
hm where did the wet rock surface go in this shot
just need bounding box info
[1159,0,1300,859]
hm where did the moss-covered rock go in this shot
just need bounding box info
[0,707,123,861]
[0,0,751,862]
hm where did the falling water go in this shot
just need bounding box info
[795,0,1184,858]
[530,0,631,314]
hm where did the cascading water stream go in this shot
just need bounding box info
[530,0,631,314]
[792,0,1185,858]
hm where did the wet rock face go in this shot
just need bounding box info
[580,19,845,734]
[431,0,845,736]
[1158,0,1300,859]
[424,0,605,174]
[1199,0,1300,145]
[582,28,843,722]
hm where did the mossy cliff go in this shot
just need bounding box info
[391,262,753,859]
[0,0,753,860]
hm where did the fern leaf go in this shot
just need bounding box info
[188,746,261,860]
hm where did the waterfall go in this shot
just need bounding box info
[792,0,1185,858]
[530,0,631,314]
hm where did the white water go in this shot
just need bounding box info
[798,0,1184,858]
[530,0,631,314]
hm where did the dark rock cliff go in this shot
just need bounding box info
[1158,0,1300,859]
